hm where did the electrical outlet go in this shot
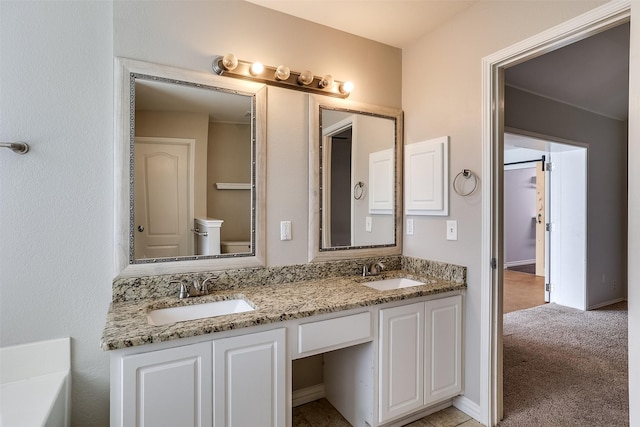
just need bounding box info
[280,221,291,241]
[406,219,414,235]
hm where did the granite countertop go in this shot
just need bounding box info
[101,270,465,351]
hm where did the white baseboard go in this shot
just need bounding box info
[453,395,482,423]
[504,259,536,268]
[382,400,452,427]
[588,297,626,310]
[292,383,325,407]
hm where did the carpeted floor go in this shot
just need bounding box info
[500,302,628,426]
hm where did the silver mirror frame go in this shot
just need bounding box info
[308,95,403,262]
[114,58,266,278]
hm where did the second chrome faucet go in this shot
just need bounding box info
[362,261,385,277]
[173,277,216,299]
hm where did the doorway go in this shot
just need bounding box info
[503,132,588,312]
[480,3,630,425]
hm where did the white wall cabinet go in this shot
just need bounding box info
[378,295,462,424]
[113,329,285,427]
[120,342,213,427]
[404,136,449,216]
[213,328,286,427]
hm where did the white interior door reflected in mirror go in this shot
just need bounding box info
[134,137,194,259]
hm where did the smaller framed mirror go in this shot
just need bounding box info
[308,95,403,261]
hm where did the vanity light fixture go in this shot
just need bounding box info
[212,54,352,99]
[298,70,314,86]
[339,80,354,95]
[274,65,290,81]
[250,62,264,76]
[319,74,334,89]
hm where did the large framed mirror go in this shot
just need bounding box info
[308,95,403,261]
[115,58,266,277]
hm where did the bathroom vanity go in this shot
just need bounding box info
[103,266,464,427]
[107,58,463,427]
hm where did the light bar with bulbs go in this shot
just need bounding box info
[212,54,353,99]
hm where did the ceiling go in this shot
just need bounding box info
[246,0,478,49]
[505,22,630,121]
[247,1,630,122]
[136,79,253,124]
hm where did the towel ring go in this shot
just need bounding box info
[453,169,478,196]
[0,142,29,154]
[353,181,365,200]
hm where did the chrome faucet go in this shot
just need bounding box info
[192,279,206,296]
[193,277,216,296]
[174,277,217,299]
[363,262,385,277]
[171,281,190,299]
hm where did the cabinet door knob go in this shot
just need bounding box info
[137,225,144,232]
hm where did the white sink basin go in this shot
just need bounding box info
[362,277,425,291]
[147,299,255,326]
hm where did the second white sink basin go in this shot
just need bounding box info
[362,277,425,291]
[147,299,255,326]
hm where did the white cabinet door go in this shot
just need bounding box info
[213,328,286,427]
[425,295,462,405]
[404,137,449,216]
[378,302,424,423]
[121,342,212,427]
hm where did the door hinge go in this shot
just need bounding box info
[546,223,553,232]
[491,258,497,269]
[545,162,554,172]
[545,283,551,292]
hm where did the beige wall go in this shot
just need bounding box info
[135,110,210,217]
[402,0,607,408]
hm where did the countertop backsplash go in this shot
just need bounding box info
[111,256,465,303]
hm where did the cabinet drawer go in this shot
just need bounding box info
[298,312,372,355]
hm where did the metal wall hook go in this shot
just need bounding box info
[1,142,29,154]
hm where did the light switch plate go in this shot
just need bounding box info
[446,220,458,241]
[365,216,372,232]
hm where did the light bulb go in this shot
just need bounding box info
[221,53,238,71]
[250,62,264,76]
[319,74,334,89]
[298,70,314,85]
[275,65,291,81]
[339,81,354,95]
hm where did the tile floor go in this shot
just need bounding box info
[293,398,485,427]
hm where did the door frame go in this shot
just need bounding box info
[479,2,630,425]
[321,116,357,247]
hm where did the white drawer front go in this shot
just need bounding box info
[298,312,372,354]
